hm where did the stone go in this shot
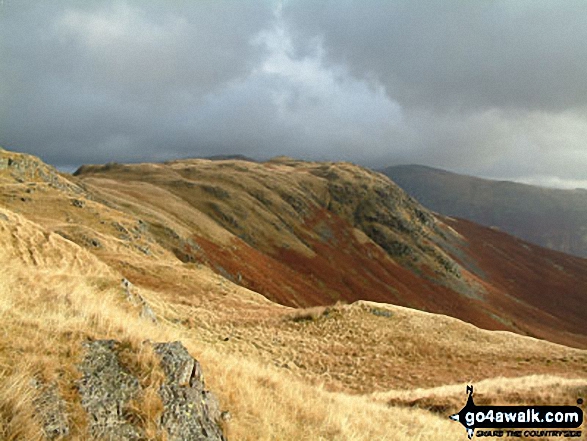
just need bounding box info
[32,380,70,440]
[140,300,158,323]
[153,341,227,441]
[72,339,226,439]
[77,340,143,440]
[71,199,85,208]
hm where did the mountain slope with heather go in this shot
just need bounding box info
[70,156,587,348]
[0,147,586,440]
[381,164,587,258]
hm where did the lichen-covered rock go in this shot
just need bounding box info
[32,380,70,440]
[77,340,143,440]
[0,149,83,195]
[74,339,226,440]
[153,341,227,441]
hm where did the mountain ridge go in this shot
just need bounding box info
[3,148,585,347]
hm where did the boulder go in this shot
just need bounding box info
[76,339,227,440]
[153,341,227,441]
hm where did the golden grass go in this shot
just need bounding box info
[0,371,45,441]
[289,305,331,322]
[0,201,586,440]
[194,347,464,441]
[373,375,587,404]
[116,341,167,439]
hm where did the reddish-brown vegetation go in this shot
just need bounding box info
[447,217,587,347]
[36,154,587,348]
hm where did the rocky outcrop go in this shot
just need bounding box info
[0,149,83,195]
[77,339,227,440]
[153,342,227,441]
[78,340,143,440]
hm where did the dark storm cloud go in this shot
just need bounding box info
[1,0,275,166]
[282,0,587,185]
[283,0,587,112]
[1,0,587,188]
[0,0,402,168]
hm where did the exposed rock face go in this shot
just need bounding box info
[77,340,227,440]
[0,149,83,194]
[78,340,143,440]
[32,380,70,440]
[304,163,474,297]
[153,342,226,441]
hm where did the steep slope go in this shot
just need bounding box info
[380,164,587,258]
[71,156,587,348]
[2,148,587,348]
[74,157,477,305]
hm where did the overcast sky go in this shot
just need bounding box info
[2,1,587,188]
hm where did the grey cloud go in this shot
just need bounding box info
[1,0,586,189]
[281,0,587,186]
[283,0,587,112]
[1,0,274,166]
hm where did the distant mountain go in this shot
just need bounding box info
[380,165,587,258]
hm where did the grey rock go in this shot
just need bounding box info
[369,307,393,318]
[121,278,158,323]
[44,338,227,440]
[32,380,70,440]
[140,301,157,323]
[153,341,227,441]
[77,340,143,440]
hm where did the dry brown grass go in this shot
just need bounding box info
[1,155,587,440]
[0,371,45,441]
[289,305,331,322]
[372,375,587,414]
[194,348,464,441]
[116,341,167,440]
[0,207,467,440]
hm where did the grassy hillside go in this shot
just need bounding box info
[0,148,586,440]
[72,156,587,348]
[1,206,585,440]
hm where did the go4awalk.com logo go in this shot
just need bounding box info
[449,386,584,439]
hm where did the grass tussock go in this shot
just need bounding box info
[0,371,45,441]
[117,341,166,439]
[290,305,331,322]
